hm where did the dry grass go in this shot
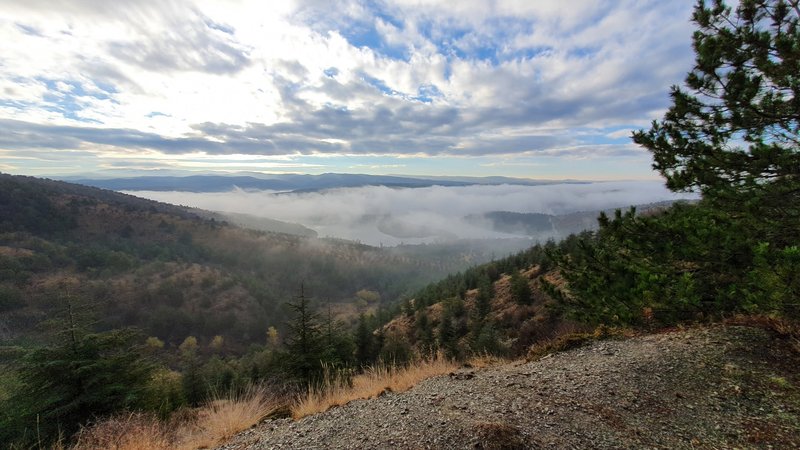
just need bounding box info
[292,354,457,419]
[466,353,509,369]
[178,384,280,449]
[73,412,173,450]
[72,384,281,450]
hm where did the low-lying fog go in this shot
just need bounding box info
[126,181,696,246]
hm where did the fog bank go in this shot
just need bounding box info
[126,181,697,246]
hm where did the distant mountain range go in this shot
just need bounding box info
[67,173,588,193]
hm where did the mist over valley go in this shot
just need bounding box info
[120,179,697,247]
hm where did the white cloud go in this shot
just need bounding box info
[0,0,697,176]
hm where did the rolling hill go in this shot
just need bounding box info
[0,173,477,350]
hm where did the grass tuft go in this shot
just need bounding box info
[292,353,457,419]
[73,412,172,450]
[72,384,281,450]
[179,384,280,448]
[466,353,509,369]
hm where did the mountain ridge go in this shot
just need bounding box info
[67,173,590,193]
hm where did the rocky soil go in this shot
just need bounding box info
[219,325,800,449]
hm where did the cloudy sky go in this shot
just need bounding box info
[1,0,696,180]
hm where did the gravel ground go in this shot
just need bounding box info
[219,325,800,449]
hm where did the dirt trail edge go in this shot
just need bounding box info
[219,325,800,449]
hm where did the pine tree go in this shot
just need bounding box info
[552,0,800,324]
[633,0,799,245]
[474,275,493,319]
[510,272,532,305]
[3,329,154,446]
[179,336,205,406]
[284,284,326,385]
[354,313,375,366]
[438,311,459,359]
[1,293,155,446]
[415,311,436,357]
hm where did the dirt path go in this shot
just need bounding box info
[219,325,800,449]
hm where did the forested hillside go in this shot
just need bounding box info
[1,1,797,448]
[0,173,473,348]
[0,173,478,446]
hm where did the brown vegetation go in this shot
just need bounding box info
[291,354,457,419]
[72,385,281,450]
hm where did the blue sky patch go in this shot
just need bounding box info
[15,23,41,36]
[339,14,409,61]
[360,73,399,96]
[205,20,235,35]
[414,84,443,103]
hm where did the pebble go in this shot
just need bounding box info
[216,326,797,450]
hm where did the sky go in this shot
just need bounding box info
[0,0,697,180]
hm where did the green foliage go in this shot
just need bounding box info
[141,368,186,419]
[401,236,561,360]
[414,312,436,357]
[437,311,459,359]
[284,286,325,385]
[633,0,799,242]
[474,275,493,318]
[743,243,800,315]
[379,335,412,365]
[283,286,353,387]
[510,272,532,305]
[354,314,378,366]
[179,336,205,406]
[550,205,739,324]
[551,0,799,327]
[469,322,503,355]
[0,328,155,447]
[550,191,798,325]
[0,175,78,235]
[412,243,553,312]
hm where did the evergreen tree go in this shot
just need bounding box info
[415,311,436,357]
[354,313,376,366]
[633,0,799,245]
[284,284,327,386]
[470,322,503,355]
[510,272,532,305]
[438,311,459,359]
[2,329,154,446]
[552,0,800,324]
[474,275,493,319]
[321,301,355,368]
[1,293,155,447]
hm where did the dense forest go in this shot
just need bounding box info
[1,0,798,447]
